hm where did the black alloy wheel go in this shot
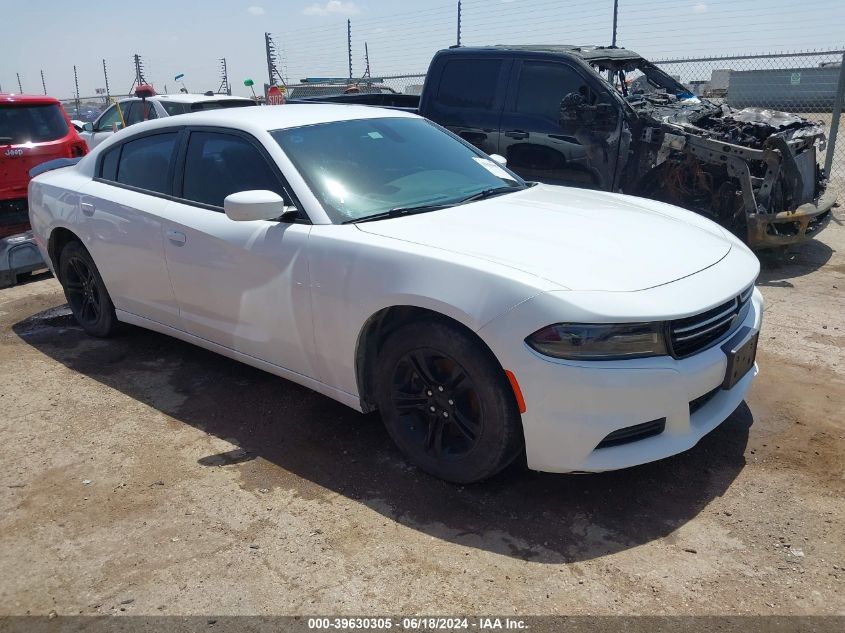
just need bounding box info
[390,348,482,459]
[59,241,120,337]
[376,319,524,483]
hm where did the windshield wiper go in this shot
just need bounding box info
[342,202,453,224]
[343,185,524,224]
[457,185,523,204]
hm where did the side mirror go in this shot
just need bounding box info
[83,122,94,133]
[224,190,286,221]
[489,153,507,167]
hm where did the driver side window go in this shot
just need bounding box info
[181,131,291,209]
[515,61,589,123]
[95,104,125,132]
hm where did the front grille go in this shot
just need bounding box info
[669,285,753,358]
[596,418,666,449]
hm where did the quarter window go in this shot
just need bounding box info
[437,59,502,109]
[99,146,120,181]
[114,132,178,194]
[181,131,287,208]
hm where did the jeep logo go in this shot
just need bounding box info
[4,148,24,157]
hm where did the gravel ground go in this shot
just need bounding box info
[0,215,843,618]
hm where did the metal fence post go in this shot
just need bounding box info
[824,51,845,180]
[612,0,618,47]
[347,19,353,80]
[456,0,462,47]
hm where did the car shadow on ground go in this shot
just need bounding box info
[13,307,753,565]
[757,235,835,287]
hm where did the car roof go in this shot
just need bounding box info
[151,93,254,103]
[119,103,418,135]
[113,93,253,104]
[445,44,646,63]
[0,93,62,105]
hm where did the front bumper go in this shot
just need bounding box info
[480,287,763,474]
[0,231,48,288]
[747,188,835,250]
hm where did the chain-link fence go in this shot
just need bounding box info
[653,50,845,197]
[58,95,131,123]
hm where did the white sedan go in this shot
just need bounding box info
[79,93,255,150]
[28,105,762,483]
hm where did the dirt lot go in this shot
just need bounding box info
[0,217,843,618]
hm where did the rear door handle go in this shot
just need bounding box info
[166,229,187,246]
[504,130,529,139]
[80,202,95,216]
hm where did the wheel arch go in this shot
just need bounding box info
[354,304,511,414]
[47,226,83,282]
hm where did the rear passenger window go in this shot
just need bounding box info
[437,59,502,109]
[181,131,287,208]
[115,132,178,194]
[99,146,120,181]
[124,101,158,125]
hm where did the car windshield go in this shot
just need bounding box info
[592,59,695,101]
[0,103,69,144]
[271,117,526,223]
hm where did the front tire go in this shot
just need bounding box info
[375,319,523,483]
[59,241,119,338]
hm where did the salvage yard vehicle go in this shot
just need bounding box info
[29,105,762,483]
[79,92,256,150]
[301,45,834,250]
[1,92,88,287]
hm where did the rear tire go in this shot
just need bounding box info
[58,241,119,338]
[375,319,523,483]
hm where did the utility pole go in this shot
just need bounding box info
[611,0,619,47]
[41,70,47,95]
[73,65,80,114]
[456,1,462,47]
[102,59,111,102]
[364,42,371,79]
[264,33,285,88]
[16,73,23,93]
[217,57,231,95]
[129,53,146,94]
[347,19,353,80]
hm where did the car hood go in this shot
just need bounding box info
[356,184,732,291]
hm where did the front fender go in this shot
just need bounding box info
[306,225,559,397]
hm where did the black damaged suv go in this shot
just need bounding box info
[308,45,834,250]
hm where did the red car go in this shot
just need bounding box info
[0,93,88,286]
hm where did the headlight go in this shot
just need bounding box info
[525,322,667,360]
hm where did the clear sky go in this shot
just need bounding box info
[2,0,843,100]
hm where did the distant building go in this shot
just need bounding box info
[727,66,840,111]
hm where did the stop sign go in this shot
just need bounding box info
[267,85,286,105]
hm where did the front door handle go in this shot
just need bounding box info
[80,202,95,216]
[504,130,529,139]
[166,229,187,246]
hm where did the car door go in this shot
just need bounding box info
[424,56,511,155]
[158,128,317,379]
[77,129,181,326]
[498,59,621,189]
